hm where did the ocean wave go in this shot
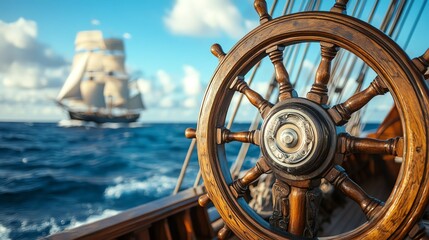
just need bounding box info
[66,209,120,230]
[57,120,97,128]
[104,176,177,199]
[13,209,120,238]
[0,224,11,240]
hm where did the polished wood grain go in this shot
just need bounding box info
[330,0,349,14]
[198,194,211,207]
[196,1,429,238]
[307,42,338,104]
[185,128,196,139]
[325,166,383,219]
[338,133,403,157]
[254,0,271,23]
[329,76,388,125]
[218,224,231,240]
[267,46,297,101]
[216,128,260,145]
[229,76,273,118]
[211,43,226,60]
[230,157,271,198]
[412,48,429,74]
[288,186,307,235]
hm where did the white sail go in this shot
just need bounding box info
[104,77,129,107]
[86,52,105,73]
[103,55,125,73]
[57,51,90,101]
[80,80,106,108]
[75,31,106,51]
[127,93,145,110]
[104,38,124,51]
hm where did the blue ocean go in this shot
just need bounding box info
[0,121,379,239]
[0,121,264,240]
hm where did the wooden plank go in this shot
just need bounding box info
[150,219,172,240]
[190,206,215,239]
[47,187,207,240]
[168,209,195,240]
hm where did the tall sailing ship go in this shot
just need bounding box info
[56,31,145,124]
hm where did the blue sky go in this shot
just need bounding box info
[0,0,427,123]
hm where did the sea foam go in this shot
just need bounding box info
[0,224,11,240]
[66,209,120,229]
[104,175,177,199]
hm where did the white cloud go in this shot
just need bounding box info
[183,97,197,108]
[160,98,174,108]
[137,79,152,94]
[0,18,36,49]
[135,65,205,111]
[91,19,101,26]
[0,18,68,89]
[182,65,201,96]
[123,32,132,39]
[0,18,69,121]
[164,0,253,38]
[157,70,175,94]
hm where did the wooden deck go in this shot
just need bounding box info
[47,186,214,240]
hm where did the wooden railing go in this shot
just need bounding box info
[47,186,214,240]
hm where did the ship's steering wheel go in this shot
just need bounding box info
[193,0,429,239]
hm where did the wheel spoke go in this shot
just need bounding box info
[198,193,211,207]
[230,76,273,118]
[267,46,297,101]
[218,224,231,240]
[325,165,384,219]
[210,43,226,60]
[330,0,350,14]
[408,221,429,239]
[337,133,403,157]
[288,186,307,235]
[230,156,271,198]
[254,0,271,23]
[185,128,196,139]
[412,48,429,75]
[328,76,388,125]
[217,128,260,145]
[307,42,339,105]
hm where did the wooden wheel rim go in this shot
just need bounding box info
[197,12,429,239]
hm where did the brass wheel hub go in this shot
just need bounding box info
[260,98,337,179]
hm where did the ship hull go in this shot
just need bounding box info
[68,111,140,123]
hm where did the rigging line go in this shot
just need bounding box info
[387,0,407,36]
[282,0,292,15]
[193,166,202,188]
[286,0,309,78]
[328,0,367,103]
[403,0,427,51]
[291,0,319,90]
[173,138,196,194]
[379,0,398,31]
[392,0,413,41]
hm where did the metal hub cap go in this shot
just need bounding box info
[260,98,336,178]
[263,108,317,168]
